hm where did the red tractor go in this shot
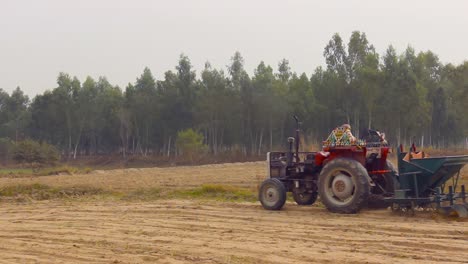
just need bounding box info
[259,116,397,213]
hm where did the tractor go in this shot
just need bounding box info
[259,116,468,216]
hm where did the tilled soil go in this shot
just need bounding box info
[0,200,467,264]
[0,161,467,263]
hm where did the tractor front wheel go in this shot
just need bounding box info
[318,158,370,214]
[259,178,287,210]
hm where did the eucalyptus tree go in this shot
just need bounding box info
[196,62,233,154]
[0,87,29,142]
[252,61,275,154]
[126,67,158,155]
[228,51,254,154]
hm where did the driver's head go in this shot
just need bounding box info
[341,124,351,130]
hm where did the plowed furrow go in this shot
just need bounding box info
[0,200,467,263]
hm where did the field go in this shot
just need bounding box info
[0,161,467,263]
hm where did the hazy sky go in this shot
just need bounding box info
[1,0,467,97]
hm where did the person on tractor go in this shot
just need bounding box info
[324,123,357,147]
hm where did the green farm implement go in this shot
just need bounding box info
[386,146,468,217]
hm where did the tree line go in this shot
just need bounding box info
[1,31,467,159]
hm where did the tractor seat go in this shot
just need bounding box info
[305,152,329,162]
[318,151,330,157]
[309,151,329,166]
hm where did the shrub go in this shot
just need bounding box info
[0,138,14,163]
[38,142,60,164]
[13,139,60,166]
[176,129,207,161]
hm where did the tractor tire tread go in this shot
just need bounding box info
[318,158,370,214]
[259,178,287,210]
[293,191,318,205]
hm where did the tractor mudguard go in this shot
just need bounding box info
[366,174,376,187]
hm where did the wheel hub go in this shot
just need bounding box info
[265,187,278,203]
[332,174,354,200]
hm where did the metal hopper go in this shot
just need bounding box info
[387,146,468,217]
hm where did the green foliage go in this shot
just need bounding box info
[0,31,467,157]
[176,129,207,159]
[0,138,14,162]
[0,166,89,177]
[13,139,59,165]
[125,185,257,202]
[0,183,104,200]
[0,184,256,202]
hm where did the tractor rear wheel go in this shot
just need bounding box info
[318,158,370,214]
[368,160,399,208]
[293,191,318,205]
[259,178,287,210]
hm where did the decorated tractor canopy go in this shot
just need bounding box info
[259,116,468,217]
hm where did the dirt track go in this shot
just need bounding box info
[0,200,467,264]
[0,162,467,263]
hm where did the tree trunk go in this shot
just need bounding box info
[269,116,273,150]
[258,128,263,155]
[73,125,83,160]
[145,124,149,156]
[167,136,171,157]
[68,134,72,160]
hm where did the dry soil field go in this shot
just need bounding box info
[0,162,467,264]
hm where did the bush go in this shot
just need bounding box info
[13,139,60,166]
[176,128,207,161]
[0,138,14,163]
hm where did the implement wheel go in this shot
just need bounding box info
[293,191,318,205]
[259,178,287,210]
[318,158,370,214]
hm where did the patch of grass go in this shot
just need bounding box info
[172,184,257,202]
[83,167,93,174]
[0,183,258,203]
[0,183,106,201]
[41,165,93,175]
[0,168,34,176]
[0,183,51,197]
[0,166,93,177]
[122,184,258,202]
[41,166,79,175]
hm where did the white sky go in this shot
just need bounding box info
[1,0,467,96]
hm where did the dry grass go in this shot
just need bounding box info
[0,166,93,178]
[0,183,257,203]
[0,161,265,192]
[0,183,107,201]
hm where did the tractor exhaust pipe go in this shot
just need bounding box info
[293,115,300,162]
[287,137,295,166]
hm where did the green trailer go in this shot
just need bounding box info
[386,146,468,217]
